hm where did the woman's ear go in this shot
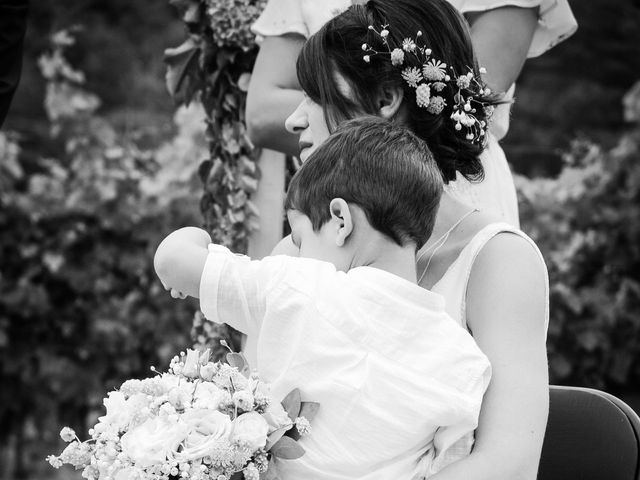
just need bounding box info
[329,198,353,247]
[377,85,404,119]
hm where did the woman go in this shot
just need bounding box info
[246,0,577,228]
[270,1,550,479]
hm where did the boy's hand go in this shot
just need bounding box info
[154,227,212,300]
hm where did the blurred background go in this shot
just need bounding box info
[0,0,639,478]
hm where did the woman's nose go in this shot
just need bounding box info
[285,101,308,134]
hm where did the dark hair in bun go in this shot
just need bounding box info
[296,0,501,183]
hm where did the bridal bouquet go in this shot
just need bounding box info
[47,346,317,480]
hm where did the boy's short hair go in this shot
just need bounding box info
[285,117,443,249]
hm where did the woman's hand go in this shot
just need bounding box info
[246,35,306,155]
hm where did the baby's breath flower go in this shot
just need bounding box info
[427,96,447,115]
[253,451,269,473]
[361,43,368,51]
[402,38,416,52]
[390,48,404,66]
[380,29,389,38]
[456,74,471,89]
[295,416,311,436]
[46,455,63,468]
[401,67,423,88]
[415,84,431,108]
[363,55,371,63]
[479,67,487,74]
[422,59,447,82]
[243,462,260,480]
[60,427,76,442]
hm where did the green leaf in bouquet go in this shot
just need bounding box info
[281,388,301,422]
[270,436,306,460]
[226,351,250,377]
[299,401,320,422]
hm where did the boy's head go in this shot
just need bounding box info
[285,116,443,269]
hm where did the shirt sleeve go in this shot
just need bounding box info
[449,0,577,58]
[198,244,288,336]
[420,358,493,476]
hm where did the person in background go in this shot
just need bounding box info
[0,0,29,129]
[245,0,577,229]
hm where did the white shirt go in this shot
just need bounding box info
[200,244,491,479]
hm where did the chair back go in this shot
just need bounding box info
[538,386,640,480]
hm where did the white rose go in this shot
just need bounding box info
[192,382,225,410]
[120,416,188,467]
[230,412,269,451]
[98,392,130,431]
[178,409,233,461]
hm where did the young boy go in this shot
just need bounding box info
[154,117,490,479]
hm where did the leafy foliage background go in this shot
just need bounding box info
[0,0,639,479]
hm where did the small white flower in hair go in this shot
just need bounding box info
[479,67,487,74]
[390,48,404,66]
[380,29,389,38]
[456,75,471,89]
[363,55,371,63]
[402,38,416,52]
[426,96,447,115]
[401,67,423,88]
[415,84,431,108]
[362,43,368,51]
[422,59,447,82]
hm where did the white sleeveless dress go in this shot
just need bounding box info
[429,222,549,332]
[252,0,577,227]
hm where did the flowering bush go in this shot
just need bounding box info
[48,348,317,480]
[0,30,204,478]
[517,81,640,389]
[165,0,265,252]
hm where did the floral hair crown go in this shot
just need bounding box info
[362,25,494,143]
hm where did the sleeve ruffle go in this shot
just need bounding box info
[251,0,351,39]
[450,0,577,58]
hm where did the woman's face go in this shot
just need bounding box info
[285,94,331,162]
[285,73,356,162]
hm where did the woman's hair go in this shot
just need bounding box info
[296,0,498,183]
[285,116,443,250]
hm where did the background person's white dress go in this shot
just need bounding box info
[199,245,492,479]
[252,0,577,227]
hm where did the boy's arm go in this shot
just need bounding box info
[154,227,212,299]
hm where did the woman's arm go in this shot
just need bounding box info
[430,233,549,480]
[466,6,539,94]
[245,35,305,156]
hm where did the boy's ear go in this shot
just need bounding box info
[377,85,404,119]
[329,198,353,247]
